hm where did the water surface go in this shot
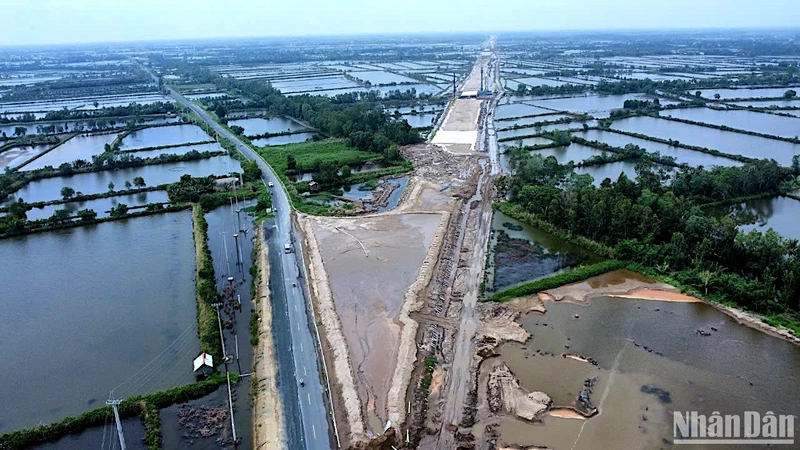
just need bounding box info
[0,212,198,433]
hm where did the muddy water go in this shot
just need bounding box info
[0,212,197,433]
[486,211,601,291]
[488,295,800,449]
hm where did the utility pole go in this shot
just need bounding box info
[106,395,127,450]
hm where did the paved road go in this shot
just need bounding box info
[162,82,333,449]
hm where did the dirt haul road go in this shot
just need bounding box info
[408,37,502,450]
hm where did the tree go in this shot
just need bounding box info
[214,104,227,118]
[93,101,99,108]
[230,125,245,135]
[133,176,146,187]
[13,126,27,137]
[784,89,797,99]
[695,91,702,97]
[77,209,97,222]
[110,203,129,217]
[287,154,297,171]
[60,186,75,199]
[108,181,115,192]
[341,165,352,178]
[124,180,132,189]
[714,93,721,100]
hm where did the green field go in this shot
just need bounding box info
[255,138,384,173]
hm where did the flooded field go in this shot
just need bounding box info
[403,113,438,128]
[483,276,800,449]
[0,212,198,433]
[226,117,306,136]
[486,211,601,291]
[527,94,672,117]
[119,124,211,150]
[665,108,800,139]
[26,190,171,220]
[0,143,51,170]
[9,156,241,203]
[495,103,552,120]
[575,160,645,186]
[33,417,147,450]
[713,195,800,240]
[21,132,118,170]
[499,136,551,151]
[252,132,314,146]
[0,116,179,137]
[159,386,238,450]
[610,116,800,166]
[697,87,800,99]
[576,129,742,167]
[202,203,256,450]
[0,93,173,113]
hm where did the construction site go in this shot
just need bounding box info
[290,36,506,449]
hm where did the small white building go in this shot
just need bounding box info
[193,352,214,378]
[459,90,479,98]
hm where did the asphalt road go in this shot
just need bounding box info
[166,86,333,449]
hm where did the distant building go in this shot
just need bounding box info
[308,181,321,192]
[193,352,214,379]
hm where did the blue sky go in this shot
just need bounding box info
[4,0,799,46]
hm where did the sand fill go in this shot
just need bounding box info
[253,226,285,449]
[488,362,552,421]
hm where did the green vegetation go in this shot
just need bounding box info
[420,356,437,395]
[260,139,383,174]
[487,260,628,302]
[191,204,223,364]
[500,151,799,330]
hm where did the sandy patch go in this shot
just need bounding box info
[548,409,587,420]
[610,288,701,303]
[543,269,677,304]
[253,226,285,449]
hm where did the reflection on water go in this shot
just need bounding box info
[486,211,601,291]
[711,196,800,241]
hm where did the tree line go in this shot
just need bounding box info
[502,152,799,315]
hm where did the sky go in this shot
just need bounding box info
[3,0,799,46]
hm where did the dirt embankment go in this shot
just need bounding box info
[296,213,368,446]
[253,225,285,449]
[387,208,451,429]
[487,363,552,421]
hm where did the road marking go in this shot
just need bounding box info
[297,323,300,331]
[307,392,311,405]
[300,342,303,352]
[312,424,317,439]
[294,304,298,312]
[304,365,307,376]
